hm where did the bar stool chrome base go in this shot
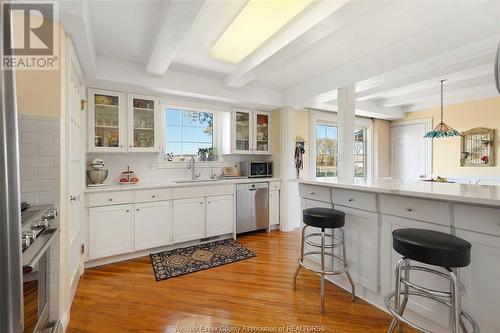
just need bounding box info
[385,258,479,333]
[293,225,355,312]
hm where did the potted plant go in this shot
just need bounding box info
[198,148,209,161]
[207,147,218,161]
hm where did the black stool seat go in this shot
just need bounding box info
[393,228,471,268]
[303,207,345,229]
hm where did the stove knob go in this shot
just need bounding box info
[43,209,59,220]
[21,235,31,250]
[23,230,36,242]
[32,219,49,229]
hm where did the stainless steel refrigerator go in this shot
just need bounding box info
[0,10,24,333]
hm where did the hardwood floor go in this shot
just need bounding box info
[67,230,409,333]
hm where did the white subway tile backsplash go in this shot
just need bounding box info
[37,119,60,132]
[38,191,59,205]
[36,132,53,144]
[38,144,59,156]
[21,192,38,203]
[21,180,53,192]
[21,156,54,168]
[19,119,37,132]
[21,132,37,144]
[38,167,58,180]
[20,144,38,156]
[21,168,37,180]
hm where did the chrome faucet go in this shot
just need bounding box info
[187,156,201,180]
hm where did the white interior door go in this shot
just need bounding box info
[68,51,85,301]
[391,119,432,180]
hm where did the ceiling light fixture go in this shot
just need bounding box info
[211,0,313,64]
[424,79,461,139]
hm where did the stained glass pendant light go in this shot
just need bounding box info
[424,79,461,139]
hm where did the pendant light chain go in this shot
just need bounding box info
[440,79,446,124]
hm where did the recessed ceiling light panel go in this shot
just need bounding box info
[211,0,313,64]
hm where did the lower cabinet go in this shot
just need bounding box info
[455,229,500,333]
[173,197,206,243]
[269,189,279,226]
[381,214,452,329]
[88,204,133,260]
[134,201,172,251]
[206,195,234,237]
[336,205,379,292]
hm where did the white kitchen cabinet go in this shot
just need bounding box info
[134,201,172,251]
[334,205,379,292]
[173,197,206,243]
[127,94,160,152]
[223,108,272,155]
[88,204,133,260]
[88,89,127,152]
[455,229,500,333]
[269,189,280,226]
[206,195,234,237]
[381,214,452,329]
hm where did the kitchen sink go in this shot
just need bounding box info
[173,179,222,184]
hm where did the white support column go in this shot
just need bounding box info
[337,86,356,179]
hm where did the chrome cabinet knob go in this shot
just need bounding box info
[152,195,156,198]
[108,198,113,202]
[348,198,354,202]
[406,207,413,212]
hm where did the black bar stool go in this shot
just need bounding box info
[293,207,355,312]
[385,228,479,333]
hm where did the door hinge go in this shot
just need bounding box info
[377,280,381,290]
[80,244,85,255]
[80,99,86,111]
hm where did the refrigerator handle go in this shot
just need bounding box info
[0,8,24,333]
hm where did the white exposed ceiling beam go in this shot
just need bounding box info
[146,0,205,77]
[311,98,405,120]
[379,75,494,108]
[283,0,497,107]
[94,57,282,108]
[224,0,355,88]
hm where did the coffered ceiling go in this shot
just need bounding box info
[60,0,500,119]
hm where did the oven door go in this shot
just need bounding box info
[249,162,269,177]
[23,251,49,333]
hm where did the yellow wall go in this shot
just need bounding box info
[16,69,61,115]
[373,119,391,177]
[403,97,500,176]
[292,109,310,177]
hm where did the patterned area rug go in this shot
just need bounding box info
[150,239,256,281]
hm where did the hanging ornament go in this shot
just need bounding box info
[424,79,461,139]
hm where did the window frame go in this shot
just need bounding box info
[157,104,224,168]
[309,111,373,180]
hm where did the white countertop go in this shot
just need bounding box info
[85,177,281,193]
[299,177,500,207]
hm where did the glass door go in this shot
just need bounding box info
[89,90,125,152]
[128,95,158,152]
[234,109,252,153]
[254,111,270,153]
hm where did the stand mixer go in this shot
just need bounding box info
[87,158,109,187]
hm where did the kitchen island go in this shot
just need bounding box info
[298,178,500,333]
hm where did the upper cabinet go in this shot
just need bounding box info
[127,94,160,152]
[88,89,159,153]
[223,108,272,155]
[88,89,127,152]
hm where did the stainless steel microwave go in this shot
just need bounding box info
[240,161,273,178]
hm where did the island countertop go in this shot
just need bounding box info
[298,177,500,207]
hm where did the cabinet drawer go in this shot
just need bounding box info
[299,184,331,203]
[135,188,172,203]
[269,181,281,191]
[87,191,133,207]
[333,189,377,212]
[173,184,234,200]
[454,204,500,236]
[379,194,450,226]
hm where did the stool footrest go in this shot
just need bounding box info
[304,232,343,249]
[385,291,479,333]
[298,254,347,276]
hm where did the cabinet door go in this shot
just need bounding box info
[333,205,379,292]
[381,215,452,329]
[206,195,234,237]
[232,109,252,154]
[134,201,172,251]
[88,204,133,260]
[456,229,500,333]
[128,94,159,152]
[269,190,280,226]
[88,89,126,152]
[173,198,205,243]
[253,111,271,154]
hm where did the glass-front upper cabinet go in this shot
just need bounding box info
[127,94,159,152]
[233,109,252,154]
[88,89,126,152]
[254,111,271,154]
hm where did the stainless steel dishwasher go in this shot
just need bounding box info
[236,182,269,234]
